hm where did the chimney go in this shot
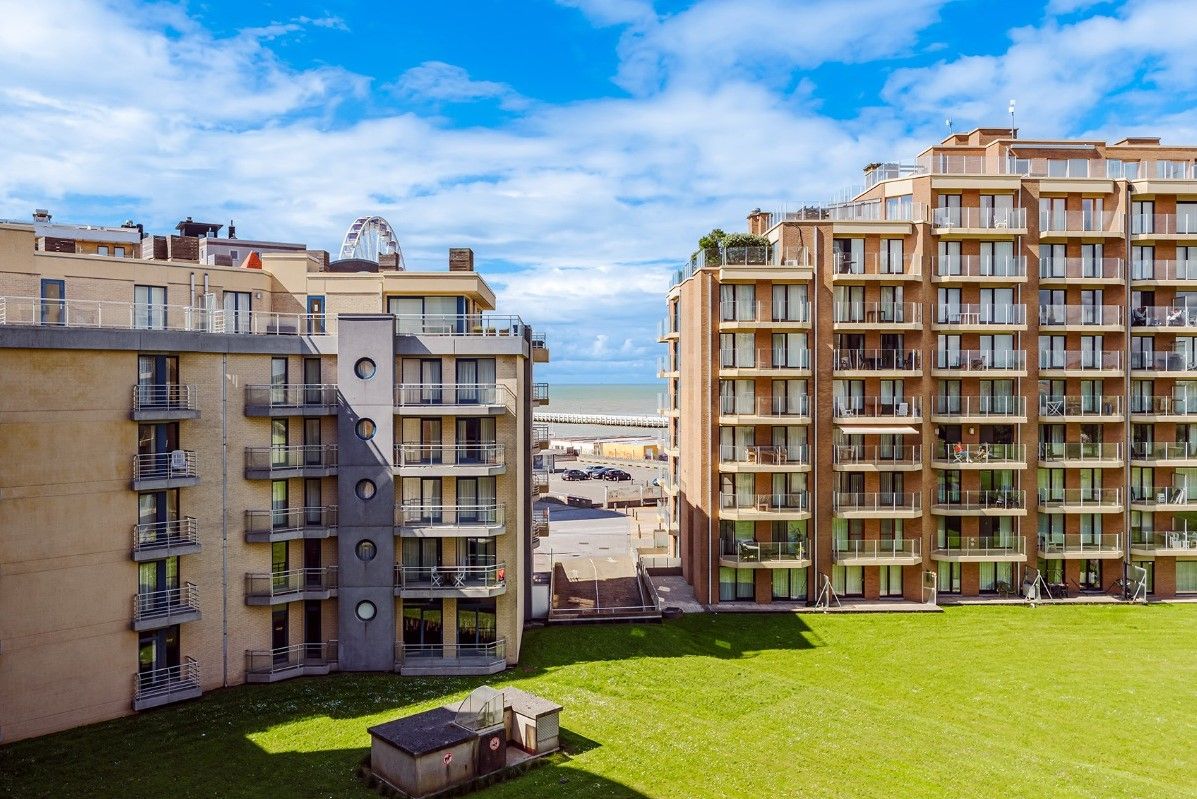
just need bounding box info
[32,209,51,222]
[228,220,237,239]
[747,208,769,236]
[449,247,474,272]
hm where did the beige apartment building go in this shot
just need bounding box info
[0,217,550,742]
[662,128,1197,606]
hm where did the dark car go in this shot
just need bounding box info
[602,469,632,481]
[583,465,610,478]
[562,469,589,481]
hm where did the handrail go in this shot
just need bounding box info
[394,443,505,467]
[244,506,338,534]
[833,395,921,418]
[934,490,1026,509]
[393,313,526,336]
[1037,443,1122,461]
[1039,209,1122,233]
[932,207,1027,229]
[1131,306,1197,328]
[718,492,809,511]
[719,539,808,562]
[828,252,922,277]
[832,492,921,511]
[244,384,338,408]
[832,349,920,371]
[833,538,921,558]
[245,567,338,598]
[1129,442,1197,461]
[1039,257,1124,281]
[1036,305,1123,326]
[934,255,1027,278]
[718,444,809,465]
[133,582,199,621]
[395,503,505,527]
[833,302,922,324]
[1130,486,1197,505]
[134,657,199,702]
[720,300,813,324]
[1131,531,1197,551]
[720,347,812,369]
[245,641,338,675]
[934,443,1026,464]
[832,444,922,466]
[1038,350,1122,371]
[933,396,1026,417]
[934,350,1026,371]
[718,395,810,417]
[1037,534,1122,553]
[1038,395,1121,417]
[1131,259,1197,281]
[133,450,198,481]
[933,535,1026,556]
[394,562,506,590]
[1037,488,1122,507]
[0,295,330,334]
[394,383,514,407]
[933,304,1026,325]
[132,384,197,411]
[244,445,338,470]
[132,517,199,553]
[1132,213,1197,235]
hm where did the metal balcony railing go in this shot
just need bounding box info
[934,350,1026,371]
[244,384,338,410]
[829,253,922,277]
[834,538,921,559]
[392,313,526,337]
[1038,443,1123,462]
[244,445,337,472]
[1039,257,1124,281]
[245,641,338,677]
[1039,210,1121,234]
[531,507,549,536]
[394,563,506,591]
[935,443,1025,465]
[1131,530,1197,552]
[532,425,550,445]
[132,384,198,412]
[1130,486,1197,506]
[1131,351,1197,371]
[1131,395,1197,416]
[133,451,198,482]
[134,657,200,705]
[718,394,810,417]
[1131,259,1197,281]
[1037,489,1122,508]
[1038,395,1121,418]
[533,383,549,402]
[832,492,921,512]
[718,444,809,466]
[1131,306,1197,328]
[832,349,920,372]
[1132,213,1197,235]
[720,299,813,324]
[934,490,1026,510]
[245,567,338,599]
[932,207,1027,229]
[394,443,504,468]
[832,444,922,467]
[934,256,1027,279]
[833,396,921,418]
[394,383,513,408]
[1038,305,1122,326]
[933,536,1027,557]
[395,638,507,667]
[395,503,505,528]
[1038,534,1123,555]
[1129,442,1197,462]
[719,539,807,563]
[132,517,199,556]
[720,347,812,370]
[0,295,328,334]
[934,304,1026,325]
[245,506,338,538]
[1038,351,1122,371]
[718,492,809,512]
[934,396,1026,417]
[833,302,922,325]
[133,582,200,624]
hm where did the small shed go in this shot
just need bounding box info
[502,687,563,754]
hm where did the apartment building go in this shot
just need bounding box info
[662,128,1197,606]
[0,218,549,742]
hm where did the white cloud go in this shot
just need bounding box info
[389,61,529,111]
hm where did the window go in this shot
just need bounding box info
[719,567,754,601]
[224,291,251,333]
[97,245,109,256]
[134,285,167,330]
[937,561,961,594]
[114,246,126,258]
[772,569,807,600]
[832,565,864,596]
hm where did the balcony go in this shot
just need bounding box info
[533,470,549,496]
[931,535,1027,562]
[1130,351,1197,375]
[932,350,1026,376]
[830,254,923,282]
[245,641,338,683]
[532,425,550,450]
[132,583,201,631]
[932,304,1026,331]
[533,383,550,405]
[394,562,507,599]
[245,567,338,605]
[833,395,921,423]
[833,538,922,566]
[718,444,809,472]
[933,443,1026,469]
[1038,351,1121,377]
[720,347,811,376]
[1130,442,1197,466]
[392,312,526,338]
[833,492,921,518]
[395,638,508,676]
[1038,443,1123,468]
[657,392,678,417]
[832,349,920,376]
[531,330,550,362]
[832,302,922,330]
[931,396,1027,423]
[1130,395,1197,421]
[1130,531,1197,558]
[131,517,200,561]
[657,355,679,379]
[1130,487,1197,512]
[394,443,506,476]
[1038,210,1122,237]
[244,445,338,479]
[532,507,549,539]
[1130,259,1197,286]
[932,256,1027,283]
[395,503,506,537]
[133,657,201,711]
[394,383,512,415]
[832,444,922,471]
[1131,305,1197,330]
[718,395,810,424]
[244,384,338,416]
[1037,488,1123,514]
[132,451,198,490]
[719,300,811,330]
[932,490,1026,516]
[0,295,328,335]
[131,384,199,421]
[1038,395,1122,422]
[718,540,810,569]
[718,492,810,521]
[1038,534,1124,560]
[657,316,680,341]
[932,206,1028,236]
[1038,305,1123,331]
[1131,213,1197,240]
[1038,257,1124,285]
[244,507,338,543]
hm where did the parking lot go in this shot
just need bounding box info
[547,457,664,504]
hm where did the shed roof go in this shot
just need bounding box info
[367,707,474,756]
[502,687,562,719]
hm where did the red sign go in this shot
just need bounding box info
[443,752,453,766]
[489,737,501,751]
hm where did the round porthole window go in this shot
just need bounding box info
[354,357,376,380]
[355,479,376,500]
[355,418,376,440]
[355,600,376,621]
[355,539,377,562]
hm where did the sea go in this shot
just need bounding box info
[545,383,663,441]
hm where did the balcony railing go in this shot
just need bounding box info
[393,313,526,337]
[1131,259,1197,281]
[395,638,508,669]
[832,349,920,372]
[934,350,1026,372]
[1130,351,1197,372]
[935,443,1025,465]
[394,383,512,408]
[720,347,811,370]
[720,300,811,324]
[934,490,1026,510]
[133,583,200,625]
[1038,395,1121,418]
[1131,396,1197,416]
[132,517,199,556]
[933,396,1026,418]
[244,445,338,474]
[833,396,921,418]
[834,538,921,560]
[1039,257,1124,281]
[532,425,550,446]
[1131,530,1197,553]
[0,295,328,335]
[832,444,922,467]
[932,207,1027,229]
[245,567,338,600]
[533,383,549,403]
[1038,305,1122,327]
[1131,306,1197,328]
[934,256,1027,279]
[244,384,338,412]
[134,657,200,708]
[132,384,198,413]
[718,444,809,466]
[719,539,808,564]
[1038,443,1122,462]
[833,302,922,325]
[1130,486,1197,507]
[245,507,338,540]
[934,304,1026,326]
[395,503,505,529]
[933,536,1027,557]
[1038,534,1123,555]
[245,642,338,678]
[394,443,505,468]
[1129,442,1197,462]
[833,492,920,513]
[1038,351,1121,371]
[718,395,810,418]
[133,451,198,483]
[1132,213,1197,235]
[1039,210,1121,234]
[718,492,809,512]
[1037,489,1122,509]
[395,563,506,592]
[830,253,922,278]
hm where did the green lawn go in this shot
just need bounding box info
[3,605,1196,799]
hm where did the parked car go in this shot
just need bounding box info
[562,469,589,481]
[603,469,632,481]
[583,465,610,478]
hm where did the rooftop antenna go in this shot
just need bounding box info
[1008,99,1016,139]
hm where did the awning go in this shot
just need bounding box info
[835,425,920,435]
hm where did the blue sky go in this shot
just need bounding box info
[3,0,1197,382]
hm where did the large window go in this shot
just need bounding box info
[718,567,754,601]
[134,285,167,330]
[772,569,806,600]
[1177,561,1197,594]
[224,291,251,333]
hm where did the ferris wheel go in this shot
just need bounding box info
[339,216,403,265]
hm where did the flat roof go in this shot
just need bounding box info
[367,707,474,756]
[503,687,562,719]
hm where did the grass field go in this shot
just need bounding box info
[2,605,1196,799]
